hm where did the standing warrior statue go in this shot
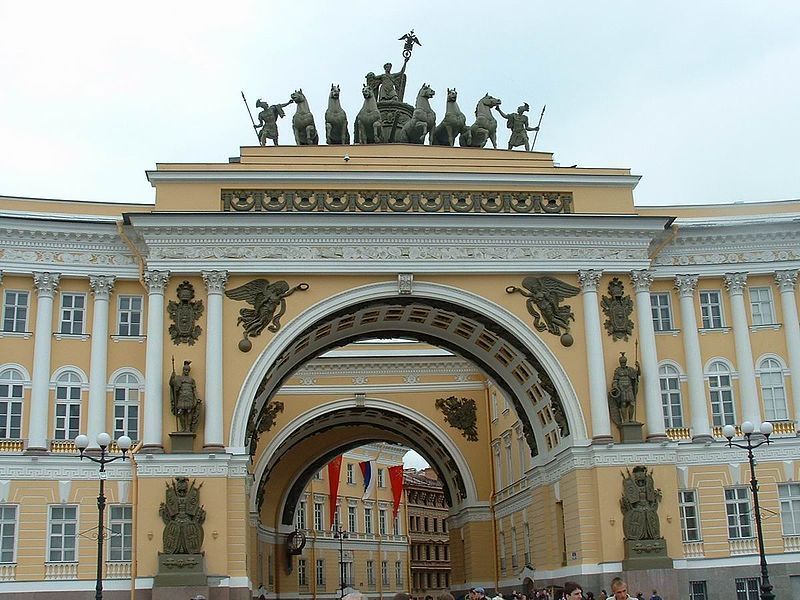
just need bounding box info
[255,97,293,146]
[608,352,640,424]
[495,102,539,151]
[169,358,201,433]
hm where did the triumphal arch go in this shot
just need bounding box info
[1,42,800,599]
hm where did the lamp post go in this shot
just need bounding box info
[333,525,348,598]
[722,420,774,600]
[74,432,132,600]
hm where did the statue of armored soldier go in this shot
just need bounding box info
[609,352,640,423]
[169,359,201,433]
[495,103,539,151]
[255,97,293,146]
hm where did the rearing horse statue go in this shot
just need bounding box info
[433,88,467,146]
[324,84,350,145]
[354,85,382,144]
[459,93,502,149]
[290,89,319,146]
[396,83,436,144]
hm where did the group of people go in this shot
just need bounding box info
[335,577,663,600]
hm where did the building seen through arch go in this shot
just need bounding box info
[0,144,799,599]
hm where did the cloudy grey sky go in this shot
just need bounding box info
[1,1,798,206]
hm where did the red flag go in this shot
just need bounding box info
[389,465,405,518]
[327,456,343,529]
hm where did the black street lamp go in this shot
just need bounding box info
[74,432,132,600]
[333,525,349,598]
[722,420,775,600]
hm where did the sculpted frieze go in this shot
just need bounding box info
[0,248,135,266]
[655,248,800,266]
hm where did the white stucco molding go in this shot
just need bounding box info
[229,280,588,449]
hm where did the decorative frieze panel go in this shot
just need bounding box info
[222,189,574,214]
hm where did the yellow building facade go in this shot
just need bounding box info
[0,145,799,599]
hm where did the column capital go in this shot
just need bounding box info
[202,270,229,294]
[89,275,116,300]
[32,272,60,298]
[674,274,699,298]
[630,269,654,292]
[577,270,603,292]
[143,270,170,294]
[775,269,798,293]
[723,272,748,295]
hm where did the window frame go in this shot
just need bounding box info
[708,362,736,427]
[346,463,354,484]
[107,504,133,562]
[735,577,760,600]
[47,504,79,563]
[297,558,307,587]
[725,487,753,539]
[295,501,306,530]
[749,286,775,326]
[54,371,83,441]
[313,502,323,531]
[364,506,373,535]
[116,294,144,337]
[699,290,724,329]
[650,292,674,332]
[659,363,684,429]
[2,290,29,333]
[758,358,788,422]
[315,558,325,586]
[778,482,800,536]
[0,504,18,564]
[689,581,708,600]
[0,368,25,439]
[58,292,86,336]
[112,372,141,442]
[679,489,701,542]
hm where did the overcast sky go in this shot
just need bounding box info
[1,1,798,206]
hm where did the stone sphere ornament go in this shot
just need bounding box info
[560,332,574,347]
[239,337,253,353]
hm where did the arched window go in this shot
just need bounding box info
[759,358,788,422]
[0,368,24,439]
[54,371,82,441]
[659,364,683,428]
[707,361,735,427]
[113,372,140,441]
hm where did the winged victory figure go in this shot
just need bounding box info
[506,275,580,346]
[225,279,309,351]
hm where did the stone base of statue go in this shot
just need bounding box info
[619,421,644,443]
[377,101,413,142]
[154,553,207,589]
[169,431,196,453]
[622,538,672,570]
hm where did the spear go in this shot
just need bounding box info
[240,91,261,144]
[531,104,546,151]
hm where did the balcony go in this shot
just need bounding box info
[729,537,757,555]
[44,562,78,580]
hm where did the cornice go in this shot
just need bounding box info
[146,169,642,189]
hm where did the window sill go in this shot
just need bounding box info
[655,329,680,336]
[53,333,90,341]
[110,335,146,343]
[699,327,731,335]
[0,331,32,340]
[750,323,781,332]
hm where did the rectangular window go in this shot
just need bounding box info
[54,382,81,441]
[699,290,724,328]
[735,577,760,600]
[0,505,17,563]
[379,509,387,535]
[48,505,78,562]
[511,526,518,568]
[332,504,341,530]
[2,291,29,333]
[523,522,531,566]
[679,490,701,542]
[660,370,684,428]
[113,394,139,442]
[498,531,506,572]
[381,560,389,585]
[366,560,375,585]
[297,558,307,586]
[315,559,325,586]
[343,561,353,587]
[393,514,400,535]
[0,375,23,440]
[346,463,354,484]
[59,293,86,335]
[650,292,673,331]
[117,295,143,336]
[779,483,800,535]
[296,502,306,530]
[377,468,385,488]
[709,371,736,427]
[364,507,373,534]
[749,287,774,326]
[689,581,708,600]
[108,505,132,561]
[348,505,356,532]
[313,502,323,531]
[725,487,753,539]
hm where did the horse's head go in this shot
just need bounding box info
[329,84,340,99]
[361,84,374,99]
[480,93,502,109]
[446,88,458,102]
[418,83,435,100]
[290,89,306,104]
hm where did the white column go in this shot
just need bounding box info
[775,270,800,421]
[86,276,115,448]
[724,272,761,425]
[142,270,170,451]
[202,270,228,450]
[577,270,612,443]
[631,270,667,442]
[675,275,713,442]
[27,272,60,453]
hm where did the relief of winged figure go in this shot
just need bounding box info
[506,275,580,346]
[225,279,309,351]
